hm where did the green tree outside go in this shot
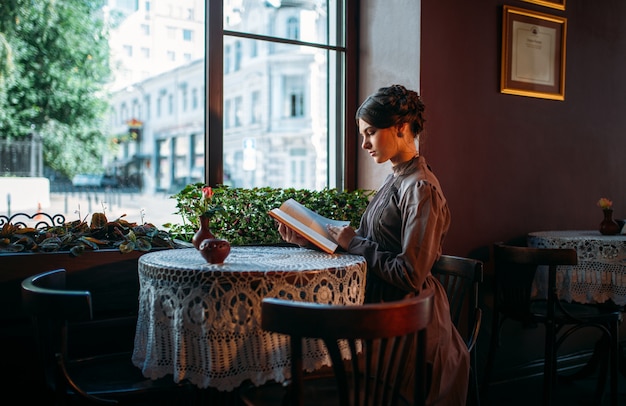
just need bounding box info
[0,0,112,178]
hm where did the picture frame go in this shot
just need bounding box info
[522,0,565,11]
[501,6,567,101]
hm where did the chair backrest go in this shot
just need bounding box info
[261,289,434,406]
[430,254,483,350]
[22,268,93,321]
[21,269,94,392]
[492,243,578,323]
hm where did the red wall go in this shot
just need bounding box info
[420,1,626,383]
[421,0,626,259]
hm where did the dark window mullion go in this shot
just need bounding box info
[344,0,359,191]
[223,29,346,53]
[206,0,224,187]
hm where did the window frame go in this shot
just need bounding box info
[205,0,359,191]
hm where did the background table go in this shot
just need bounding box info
[527,230,626,306]
[132,246,367,392]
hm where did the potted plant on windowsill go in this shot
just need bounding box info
[0,211,183,256]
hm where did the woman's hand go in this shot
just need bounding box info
[327,225,356,251]
[278,223,310,247]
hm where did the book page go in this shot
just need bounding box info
[268,208,338,253]
[279,199,350,240]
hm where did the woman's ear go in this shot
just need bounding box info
[396,123,405,137]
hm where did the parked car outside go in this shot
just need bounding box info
[71,174,119,188]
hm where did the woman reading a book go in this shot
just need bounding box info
[277,84,469,406]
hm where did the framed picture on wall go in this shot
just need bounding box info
[522,0,565,11]
[501,6,567,101]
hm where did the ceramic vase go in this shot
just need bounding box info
[198,238,231,264]
[192,215,216,250]
[599,209,620,235]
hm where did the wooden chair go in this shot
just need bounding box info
[239,289,435,406]
[431,254,483,406]
[482,243,622,406]
[21,268,197,405]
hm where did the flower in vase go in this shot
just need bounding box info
[597,197,613,211]
[200,186,225,218]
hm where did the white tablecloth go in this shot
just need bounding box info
[527,230,626,306]
[132,246,367,391]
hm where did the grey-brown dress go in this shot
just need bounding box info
[347,155,469,406]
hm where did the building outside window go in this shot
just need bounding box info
[132,99,141,118]
[224,44,231,74]
[286,16,299,40]
[116,0,139,11]
[144,95,151,119]
[289,148,307,188]
[120,103,128,124]
[224,99,231,129]
[182,87,188,112]
[234,96,243,127]
[234,41,241,71]
[251,90,261,124]
[192,88,198,110]
[284,76,305,118]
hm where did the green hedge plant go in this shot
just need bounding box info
[165,184,374,246]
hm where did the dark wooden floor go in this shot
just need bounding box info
[8,326,626,406]
[12,368,626,406]
[483,366,626,406]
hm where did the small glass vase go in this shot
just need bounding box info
[599,209,620,235]
[192,215,216,250]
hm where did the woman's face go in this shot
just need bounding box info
[358,119,407,165]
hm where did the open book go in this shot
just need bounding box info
[268,198,350,254]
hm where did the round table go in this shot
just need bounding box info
[527,230,626,306]
[132,246,367,391]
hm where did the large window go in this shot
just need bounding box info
[208,0,358,190]
[0,0,357,229]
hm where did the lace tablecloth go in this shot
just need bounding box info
[527,230,626,306]
[132,246,367,391]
